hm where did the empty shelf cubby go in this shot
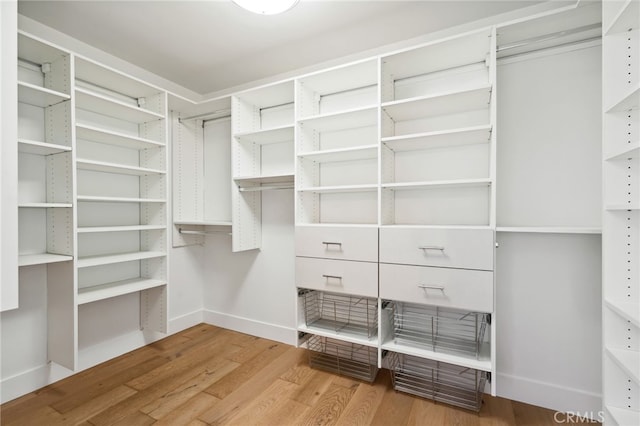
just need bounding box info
[388,352,488,412]
[307,335,379,382]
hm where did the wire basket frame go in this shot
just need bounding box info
[388,352,488,412]
[302,289,378,339]
[390,302,489,359]
[307,335,379,382]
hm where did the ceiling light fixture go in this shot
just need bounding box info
[232,0,299,15]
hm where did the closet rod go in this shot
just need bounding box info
[497,23,601,52]
[178,109,231,123]
[239,184,294,192]
[179,228,231,236]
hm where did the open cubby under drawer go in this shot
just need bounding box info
[301,289,378,339]
[389,301,489,359]
[388,352,488,412]
[307,335,379,382]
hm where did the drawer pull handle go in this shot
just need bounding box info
[322,241,342,248]
[418,285,445,292]
[322,275,342,280]
[418,246,445,251]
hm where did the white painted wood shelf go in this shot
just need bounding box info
[234,173,294,186]
[77,251,166,268]
[234,124,293,145]
[297,184,378,194]
[382,178,491,190]
[77,195,166,203]
[606,85,639,113]
[18,203,72,208]
[77,278,166,305]
[77,225,165,233]
[76,159,165,176]
[606,142,640,162]
[606,299,640,328]
[76,123,164,149]
[18,253,73,267]
[297,145,378,163]
[604,0,639,36]
[496,227,602,234]
[381,125,492,152]
[75,87,164,123]
[606,348,640,385]
[18,139,71,155]
[380,340,492,372]
[297,324,379,348]
[174,220,232,226]
[18,81,70,107]
[606,406,640,426]
[297,105,378,131]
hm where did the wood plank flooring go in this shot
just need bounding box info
[1,324,596,425]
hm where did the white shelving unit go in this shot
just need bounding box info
[377,27,497,405]
[74,56,168,344]
[603,1,640,422]
[232,81,295,251]
[16,32,76,369]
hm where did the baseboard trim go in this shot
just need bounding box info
[0,311,203,404]
[497,372,602,415]
[203,309,297,346]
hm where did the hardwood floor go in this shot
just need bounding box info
[1,324,595,425]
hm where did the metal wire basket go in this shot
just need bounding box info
[389,301,489,359]
[307,335,379,382]
[388,352,488,412]
[302,289,378,340]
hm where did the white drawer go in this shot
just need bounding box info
[296,257,378,298]
[296,226,378,262]
[379,263,493,312]
[379,227,494,271]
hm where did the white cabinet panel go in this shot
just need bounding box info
[296,225,378,262]
[379,227,493,271]
[380,263,493,312]
[296,257,378,298]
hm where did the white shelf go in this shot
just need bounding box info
[380,340,492,372]
[77,195,166,203]
[18,139,71,156]
[174,220,232,226]
[77,278,166,305]
[606,204,640,211]
[382,84,492,122]
[75,87,164,124]
[382,178,491,191]
[77,225,165,233]
[496,226,602,235]
[606,299,640,328]
[297,105,377,132]
[606,348,640,385]
[298,145,378,163]
[77,251,166,268]
[18,81,70,108]
[380,224,493,230]
[297,324,378,348]
[297,59,378,96]
[606,85,639,113]
[382,125,492,152]
[18,33,68,65]
[234,125,294,145]
[234,173,294,186]
[76,159,165,176]
[606,406,640,426]
[76,123,164,150]
[297,184,378,194]
[606,142,640,161]
[19,253,73,267]
[296,223,379,229]
[604,0,639,35]
[18,203,72,208]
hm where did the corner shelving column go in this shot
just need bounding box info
[231,81,295,252]
[378,27,497,409]
[602,1,640,424]
[74,57,168,334]
[17,32,76,369]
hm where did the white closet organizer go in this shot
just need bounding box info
[172,96,233,247]
[17,33,73,268]
[603,0,640,424]
[231,81,295,251]
[74,57,168,332]
[380,28,495,227]
[296,59,379,226]
[378,27,497,409]
[294,59,380,382]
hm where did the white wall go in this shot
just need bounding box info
[203,189,296,344]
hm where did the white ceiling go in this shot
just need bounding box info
[18,0,545,96]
